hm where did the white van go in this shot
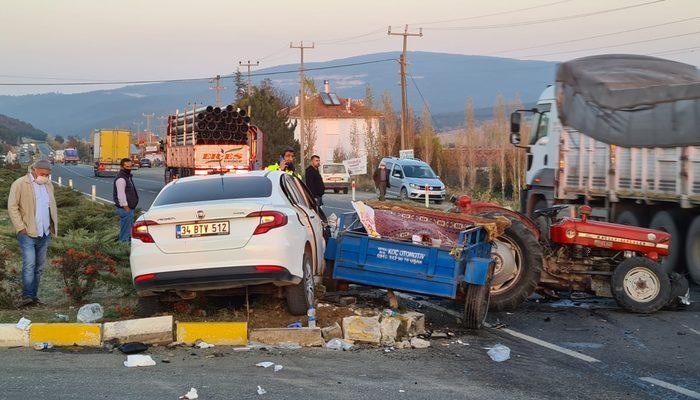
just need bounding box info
[321,163,350,194]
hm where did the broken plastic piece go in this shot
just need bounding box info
[257,386,267,395]
[487,344,511,362]
[256,361,275,368]
[274,365,283,372]
[123,354,156,367]
[16,317,31,330]
[33,342,52,350]
[195,340,215,349]
[77,303,103,323]
[287,322,302,328]
[179,388,198,400]
[325,338,354,351]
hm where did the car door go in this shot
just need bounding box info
[282,175,325,275]
[389,164,404,197]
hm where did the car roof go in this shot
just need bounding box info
[381,157,428,166]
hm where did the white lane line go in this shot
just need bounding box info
[640,377,700,399]
[396,292,600,363]
[51,179,112,204]
[683,324,700,336]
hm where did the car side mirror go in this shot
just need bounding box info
[510,111,521,134]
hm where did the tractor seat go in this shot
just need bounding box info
[532,204,569,219]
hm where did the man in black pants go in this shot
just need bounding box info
[113,158,139,242]
[304,155,325,206]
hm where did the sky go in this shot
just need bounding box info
[0,0,698,95]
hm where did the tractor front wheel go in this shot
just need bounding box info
[611,257,671,313]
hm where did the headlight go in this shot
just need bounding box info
[409,183,419,189]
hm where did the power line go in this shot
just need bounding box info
[647,45,700,56]
[424,0,667,30]
[0,58,397,86]
[408,72,439,127]
[518,30,700,58]
[409,0,576,26]
[490,16,699,54]
[317,28,386,45]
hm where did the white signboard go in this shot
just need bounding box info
[351,201,379,238]
[343,156,367,175]
[145,145,158,153]
[399,149,414,159]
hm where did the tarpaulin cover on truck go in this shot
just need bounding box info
[556,54,700,147]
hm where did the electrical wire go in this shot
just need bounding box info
[0,58,398,86]
[408,0,576,26]
[316,28,386,45]
[424,0,667,30]
[647,45,700,56]
[408,72,439,127]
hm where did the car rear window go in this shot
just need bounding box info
[322,164,346,174]
[153,176,272,206]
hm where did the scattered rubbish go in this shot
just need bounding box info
[339,296,357,306]
[287,322,302,328]
[382,309,398,317]
[317,303,331,308]
[16,317,31,330]
[53,313,69,322]
[195,340,215,349]
[492,323,507,329]
[399,390,405,393]
[325,338,354,351]
[487,344,511,362]
[276,342,302,350]
[456,339,469,346]
[167,341,185,348]
[430,331,449,339]
[321,322,343,341]
[274,365,283,372]
[384,347,394,353]
[256,361,275,368]
[410,337,431,349]
[179,388,198,400]
[123,354,156,368]
[544,317,551,322]
[257,386,267,395]
[161,358,171,363]
[234,346,252,352]
[118,342,149,355]
[307,307,316,328]
[33,342,53,350]
[76,303,104,323]
[394,340,411,349]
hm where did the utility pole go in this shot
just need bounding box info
[388,25,423,151]
[239,60,259,116]
[157,115,167,139]
[142,113,154,132]
[290,41,314,170]
[209,75,226,107]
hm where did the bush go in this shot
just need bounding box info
[0,168,25,210]
[54,187,82,208]
[0,248,21,308]
[52,247,117,304]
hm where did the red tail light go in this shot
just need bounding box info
[135,273,156,282]
[131,220,158,243]
[247,211,288,235]
[255,265,285,272]
[98,164,106,171]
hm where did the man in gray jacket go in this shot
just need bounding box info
[7,160,58,307]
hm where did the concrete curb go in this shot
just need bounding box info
[176,322,248,345]
[30,323,102,347]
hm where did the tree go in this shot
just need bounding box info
[419,106,435,166]
[363,84,379,173]
[493,94,508,199]
[301,98,318,167]
[233,70,246,104]
[456,98,475,190]
[465,99,478,190]
[348,121,360,158]
[233,79,297,166]
[379,91,399,157]
[332,145,348,163]
[54,135,65,144]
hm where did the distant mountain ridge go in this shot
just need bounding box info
[0,113,48,145]
[0,52,556,137]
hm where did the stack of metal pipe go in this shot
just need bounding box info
[168,104,252,145]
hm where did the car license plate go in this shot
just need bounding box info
[328,177,342,181]
[176,221,230,238]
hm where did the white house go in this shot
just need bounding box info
[288,80,382,163]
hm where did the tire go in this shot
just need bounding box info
[614,209,645,227]
[649,210,685,274]
[285,250,315,316]
[435,200,443,205]
[343,188,348,194]
[400,187,409,201]
[685,216,700,284]
[136,296,162,317]
[462,266,493,329]
[334,189,339,194]
[479,212,543,311]
[665,272,690,310]
[611,257,671,313]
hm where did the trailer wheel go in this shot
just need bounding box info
[463,266,493,329]
[478,212,542,311]
[685,216,700,284]
[614,209,645,227]
[611,257,671,314]
[649,210,685,274]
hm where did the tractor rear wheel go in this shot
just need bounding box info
[478,212,543,311]
[611,257,671,314]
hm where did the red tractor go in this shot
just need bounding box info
[450,197,690,313]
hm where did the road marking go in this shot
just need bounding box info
[396,292,600,363]
[683,324,700,336]
[640,377,700,399]
[51,178,112,204]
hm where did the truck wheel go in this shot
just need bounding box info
[685,216,700,284]
[343,188,348,194]
[462,266,493,329]
[136,295,162,317]
[615,209,645,227]
[611,257,671,314]
[334,189,339,194]
[649,210,685,274]
[285,250,315,316]
[479,212,542,311]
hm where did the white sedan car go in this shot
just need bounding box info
[130,171,326,315]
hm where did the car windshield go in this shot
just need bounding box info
[153,176,272,206]
[322,165,346,174]
[403,165,437,179]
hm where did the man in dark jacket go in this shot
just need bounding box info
[304,155,325,206]
[113,158,139,242]
[373,162,390,201]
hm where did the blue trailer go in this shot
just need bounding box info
[324,213,495,329]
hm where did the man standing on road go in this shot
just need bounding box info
[304,155,325,206]
[114,158,139,242]
[7,160,58,307]
[373,162,390,201]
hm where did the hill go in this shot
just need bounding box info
[0,113,48,145]
[0,52,556,137]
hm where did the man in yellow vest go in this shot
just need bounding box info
[266,147,301,178]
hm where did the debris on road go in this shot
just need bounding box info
[77,303,104,323]
[487,344,511,362]
[380,317,401,345]
[118,342,149,355]
[194,340,215,349]
[410,338,431,349]
[256,361,275,368]
[53,314,69,322]
[274,365,283,372]
[287,322,302,328]
[321,322,343,341]
[430,331,449,339]
[339,296,357,306]
[325,338,354,351]
[16,317,31,330]
[343,316,381,344]
[123,354,156,368]
[179,388,198,400]
[257,386,267,395]
[33,342,53,350]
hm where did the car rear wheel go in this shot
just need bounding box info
[611,257,671,313]
[285,250,315,316]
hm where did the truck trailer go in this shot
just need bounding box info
[511,54,700,283]
[64,148,79,165]
[93,129,131,177]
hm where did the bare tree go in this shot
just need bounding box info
[349,120,360,158]
[380,91,399,157]
[363,84,379,173]
[419,106,435,166]
[302,98,318,166]
[493,94,508,199]
[333,145,348,163]
[457,98,477,190]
